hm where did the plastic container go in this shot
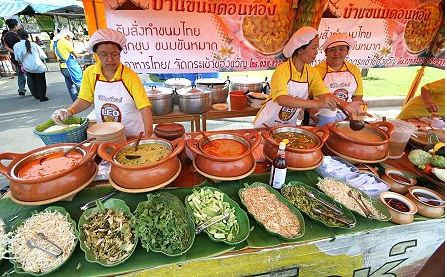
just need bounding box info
[229,90,248,110]
[388,119,417,159]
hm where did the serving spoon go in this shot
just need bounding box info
[199,131,213,145]
[38,137,96,165]
[337,104,365,131]
[124,131,144,160]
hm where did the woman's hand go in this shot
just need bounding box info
[51,109,73,125]
[424,102,438,113]
[317,95,337,110]
[345,101,368,116]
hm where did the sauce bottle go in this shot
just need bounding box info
[269,139,288,190]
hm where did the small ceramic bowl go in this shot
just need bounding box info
[406,186,445,218]
[381,168,416,194]
[380,191,418,224]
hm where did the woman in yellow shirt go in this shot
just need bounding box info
[397,79,445,120]
[52,28,153,137]
[254,27,339,128]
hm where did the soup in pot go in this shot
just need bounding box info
[337,125,383,142]
[18,152,83,180]
[273,132,317,149]
[116,143,170,166]
[202,139,247,157]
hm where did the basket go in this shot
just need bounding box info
[33,117,89,145]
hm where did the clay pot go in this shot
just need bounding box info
[0,143,98,202]
[325,121,395,161]
[186,132,261,177]
[154,123,185,141]
[98,138,184,189]
[406,186,445,218]
[261,126,329,169]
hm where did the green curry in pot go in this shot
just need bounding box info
[273,132,317,149]
[116,143,170,166]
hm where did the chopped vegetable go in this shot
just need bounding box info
[186,188,239,242]
[135,193,192,256]
[430,155,445,168]
[0,218,6,259]
[408,149,432,169]
[423,163,433,174]
[82,209,135,264]
[432,168,445,181]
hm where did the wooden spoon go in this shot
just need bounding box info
[125,131,144,160]
[199,131,212,144]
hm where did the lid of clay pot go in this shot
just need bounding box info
[163,78,191,88]
[155,123,185,134]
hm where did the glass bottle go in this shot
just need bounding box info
[269,139,288,190]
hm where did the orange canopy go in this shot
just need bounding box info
[82,0,107,35]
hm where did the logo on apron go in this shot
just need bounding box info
[334,88,349,101]
[278,106,297,121]
[101,103,122,122]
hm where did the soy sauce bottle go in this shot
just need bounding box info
[269,139,288,191]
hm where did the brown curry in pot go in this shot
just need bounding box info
[273,132,317,149]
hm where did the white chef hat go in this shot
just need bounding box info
[86,28,127,54]
[282,26,318,58]
[322,33,355,51]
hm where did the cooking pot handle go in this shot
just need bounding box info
[260,130,279,146]
[81,142,99,160]
[185,138,201,156]
[371,121,395,137]
[311,126,329,143]
[169,138,185,158]
[0,152,23,177]
[243,132,262,151]
[97,142,119,163]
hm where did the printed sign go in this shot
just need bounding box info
[104,0,445,73]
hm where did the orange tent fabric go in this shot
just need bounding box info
[82,0,107,35]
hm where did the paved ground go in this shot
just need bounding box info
[0,63,404,190]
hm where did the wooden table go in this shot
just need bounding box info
[0,129,444,277]
[200,106,260,131]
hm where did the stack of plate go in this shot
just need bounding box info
[87,122,127,144]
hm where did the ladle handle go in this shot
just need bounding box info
[336,104,350,119]
[64,138,96,157]
[134,131,144,151]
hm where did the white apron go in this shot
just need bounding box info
[254,60,309,128]
[322,63,358,121]
[94,70,144,137]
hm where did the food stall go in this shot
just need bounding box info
[0,0,445,276]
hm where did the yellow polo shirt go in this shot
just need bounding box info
[269,60,330,101]
[78,62,151,109]
[397,79,445,120]
[314,60,363,97]
[50,38,74,69]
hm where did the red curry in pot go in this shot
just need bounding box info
[202,139,247,157]
[18,152,83,180]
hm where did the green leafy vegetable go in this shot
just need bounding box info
[430,155,445,168]
[408,149,432,169]
[134,192,192,256]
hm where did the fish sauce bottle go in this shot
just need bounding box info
[269,139,288,190]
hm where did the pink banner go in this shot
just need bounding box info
[103,0,444,73]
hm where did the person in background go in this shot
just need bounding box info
[13,30,48,102]
[51,28,154,137]
[34,36,43,45]
[253,27,361,128]
[3,19,28,96]
[313,33,364,126]
[51,30,83,102]
[1,30,8,48]
[397,79,445,122]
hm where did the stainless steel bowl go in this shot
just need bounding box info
[147,87,174,116]
[177,86,211,114]
[195,78,229,104]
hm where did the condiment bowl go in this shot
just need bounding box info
[406,186,445,218]
[381,168,417,194]
[379,191,418,224]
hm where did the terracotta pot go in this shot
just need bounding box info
[0,143,98,202]
[154,123,185,141]
[98,138,184,189]
[326,121,395,161]
[406,186,445,218]
[186,132,261,177]
[261,126,328,169]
